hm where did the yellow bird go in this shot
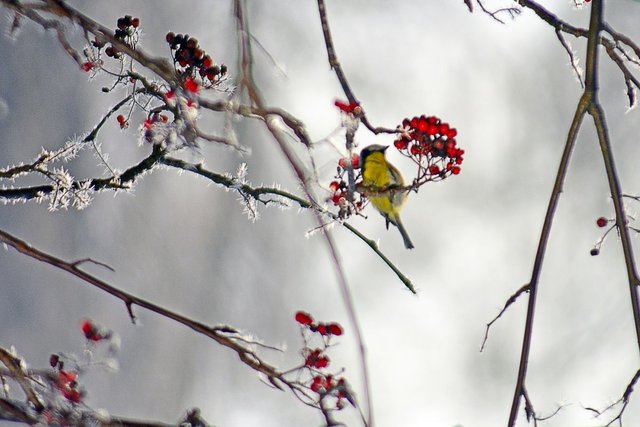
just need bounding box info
[359,144,414,249]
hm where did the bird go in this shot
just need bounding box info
[359,144,414,249]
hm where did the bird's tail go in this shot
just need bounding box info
[394,216,414,250]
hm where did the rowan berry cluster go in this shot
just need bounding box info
[81,15,141,72]
[44,320,112,406]
[49,354,84,404]
[328,153,367,219]
[294,311,351,410]
[105,15,140,59]
[166,32,228,89]
[328,179,366,220]
[395,115,464,183]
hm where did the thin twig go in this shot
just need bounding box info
[555,28,584,88]
[316,0,395,136]
[480,283,530,352]
[0,229,293,388]
[585,369,640,426]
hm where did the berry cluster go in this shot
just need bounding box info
[49,355,83,403]
[327,153,367,219]
[309,375,350,409]
[294,311,350,410]
[295,311,343,336]
[165,32,228,89]
[328,180,349,206]
[328,180,365,218]
[394,115,464,182]
[103,15,141,59]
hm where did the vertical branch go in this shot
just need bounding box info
[317,0,357,104]
[589,98,640,349]
[233,2,373,425]
[507,0,607,423]
[592,103,640,345]
[507,93,588,427]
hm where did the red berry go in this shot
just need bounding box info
[183,77,200,94]
[394,139,408,150]
[131,17,140,28]
[429,165,440,175]
[116,114,125,123]
[80,62,94,72]
[81,319,94,338]
[316,323,328,335]
[63,388,82,403]
[295,311,314,325]
[310,375,324,392]
[416,117,428,132]
[351,153,360,169]
[315,356,329,368]
[426,124,439,136]
[327,323,343,336]
[596,217,608,228]
[452,166,461,175]
[57,370,77,386]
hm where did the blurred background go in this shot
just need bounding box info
[1,0,640,426]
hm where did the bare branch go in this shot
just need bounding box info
[0,229,292,386]
[480,283,530,352]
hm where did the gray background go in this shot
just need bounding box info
[1,1,640,426]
